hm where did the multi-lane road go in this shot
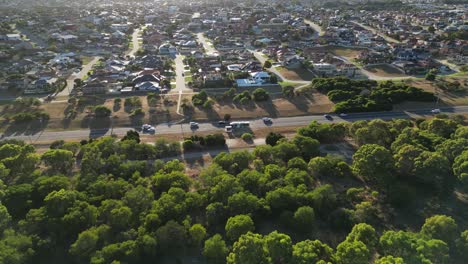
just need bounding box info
[3,106,468,143]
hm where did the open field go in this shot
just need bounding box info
[365,64,408,77]
[189,93,333,121]
[405,77,468,106]
[0,95,181,133]
[276,67,315,81]
[325,46,368,59]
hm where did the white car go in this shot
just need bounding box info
[262,117,272,123]
[431,109,441,114]
[141,124,155,133]
[339,113,347,117]
[190,122,199,128]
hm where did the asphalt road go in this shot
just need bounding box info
[3,106,468,143]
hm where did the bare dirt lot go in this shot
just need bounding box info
[365,64,408,77]
[277,67,316,81]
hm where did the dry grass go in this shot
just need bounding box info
[326,46,368,59]
[365,64,408,77]
[190,93,333,121]
[405,77,468,106]
[277,67,315,81]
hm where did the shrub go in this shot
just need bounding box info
[241,133,253,141]
[182,140,195,151]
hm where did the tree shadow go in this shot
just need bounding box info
[256,99,279,118]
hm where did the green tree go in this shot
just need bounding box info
[291,239,334,264]
[456,230,468,259]
[227,192,261,215]
[293,206,315,231]
[282,86,295,97]
[334,240,370,264]
[225,214,255,241]
[121,130,140,143]
[265,231,292,264]
[227,232,269,264]
[0,229,34,264]
[375,256,405,264]
[421,215,458,245]
[41,149,75,174]
[155,220,187,251]
[345,223,378,250]
[93,105,111,118]
[189,224,206,247]
[264,61,272,68]
[0,203,11,232]
[352,144,395,189]
[292,135,320,160]
[203,234,228,264]
[252,88,269,101]
[266,132,285,146]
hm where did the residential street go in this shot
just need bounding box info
[3,106,467,143]
[126,27,143,57]
[196,32,218,56]
[351,21,401,44]
[174,54,190,115]
[303,19,323,38]
[56,56,101,98]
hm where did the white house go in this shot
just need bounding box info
[313,63,337,77]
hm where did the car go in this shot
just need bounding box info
[339,113,347,117]
[225,126,233,133]
[324,114,333,120]
[262,117,272,123]
[431,109,441,114]
[190,122,199,128]
[141,124,155,134]
[218,120,227,126]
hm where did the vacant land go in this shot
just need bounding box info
[405,77,468,106]
[277,67,316,81]
[189,93,333,121]
[0,95,181,134]
[365,64,408,77]
[326,46,368,59]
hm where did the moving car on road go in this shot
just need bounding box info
[324,114,333,120]
[431,109,441,114]
[262,117,272,124]
[190,122,199,129]
[141,124,155,134]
